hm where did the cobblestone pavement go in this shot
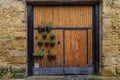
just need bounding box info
[27,75,120,80]
[0,75,120,80]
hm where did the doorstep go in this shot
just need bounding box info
[26,75,120,80]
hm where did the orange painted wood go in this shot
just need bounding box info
[34,6,92,27]
[33,6,93,68]
[65,30,88,67]
[33,30,63,68]
[88,29,92,66]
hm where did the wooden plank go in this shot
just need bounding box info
[33,67,93,75]
[65,30,87,67]
[88,29,92,66]
[26,0,102,5]
[34,6,92,28]
[27,5,34,76]
[77,30,87,67]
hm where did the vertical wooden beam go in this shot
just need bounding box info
[27,5,34,76]
[92,4,100,75]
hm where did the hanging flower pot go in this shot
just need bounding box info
[50,41,55,46]
[45,41,49,47]
[45,22,52,32]
[42,31,48,39]
[52,53,56,59]
[38,49,44,59]
[37,26,42,33]
[46,26,51,32]
[41,27,45,32]
[37,39,43,46]
[50,32,55,39]
[47,53,53,60]
[33,53,39,58]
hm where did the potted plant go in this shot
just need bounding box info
[42,31,48,39]
[33,53,39,58]
[38,49,44,59]
[45,40,49,46]
[41,27,45,32]
[47,53,53,60]
[50,32,55,39]
[50,41,56,46]
[37,26,42,33]
[51,52,56,59]
[45,22,52,32]
[47,51,52,60]
[37,39,43,46]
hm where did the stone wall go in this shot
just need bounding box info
[101,0,120,76]
[0,0,120,78]
[0,0,26,78]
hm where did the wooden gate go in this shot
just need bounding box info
[33,6,93,75]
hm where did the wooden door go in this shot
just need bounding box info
[33,6,93,75]
[65,30,87,67]
[64,30,93,74]
[65,30,92,67]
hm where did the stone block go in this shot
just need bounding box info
[116,64,120,75]
[101,66,117,76]
[11,1,26,12]
[101,45,119,57]
[14,57,26,64]
[14,31,26,38]
[12,72,26,79]
[103,6,113,16]
[10,50,26,57]
[101,57,117,66]
[102,40,111,46]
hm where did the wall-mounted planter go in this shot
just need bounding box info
[52,53,56,59]
[39,49,44,59]
[33,53,39,58]
[47,53,53,60]
[46,27,51,32]
[50,33,55,39]
[37,26,45,33]
[37,40,43,46]
[47,53,56,60]
[50,41,55,46]
[42,31,48,39]
[45,41,49,46]
[38,27,42,33]
[41,28,45,32]
[33,49,44,59]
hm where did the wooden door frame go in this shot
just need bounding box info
[27,2,100,76]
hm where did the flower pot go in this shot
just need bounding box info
[47,53,53,60]
[46,27,51,32]
[33,56,39,59]
[52,55,56,59]
[45,42,49,46]
[50,35,55,39]
[41,28,45,32]
[37,42,43,46]
[42,35,47,39]
[50,42,55,46]
[42,31,48,39]
[37,27,42,33]
[33,53,39,58]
